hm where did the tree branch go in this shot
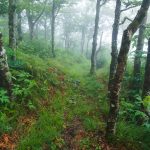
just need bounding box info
[100,0,108,7]
[121,5,139,12]
[119,17,133,25]
[33,0,47,25]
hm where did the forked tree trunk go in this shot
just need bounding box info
[132,15,147,93]
[8,0,16,60]
[142,38,150,98]
[90,0,101,74]
[108,0,121,93]
[106,0,150,137]
[0,33,13,97]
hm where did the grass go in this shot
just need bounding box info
[1,45,149,150]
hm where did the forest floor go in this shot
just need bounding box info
[0,65,114,150]
[0,52,147,150]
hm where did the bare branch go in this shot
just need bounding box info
[33,0,47,25]
[121,5,139,12]
[100,0,108,7]
[119,17,133,25]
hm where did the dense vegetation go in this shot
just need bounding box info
[0,0,150,149]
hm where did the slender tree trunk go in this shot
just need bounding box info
[132,16,147,93]
[96,32,103,57]
[108,0,121,92]
[35,23,39,39]
[142,38,150,98]
[17,11,23,43]
[44,14,48,41]
[106,0,150,137]
[0,33,13,97]
[81,27,85,55]
[26,10,34,40]
[8,0,16,60]
[86,38,90,58]
[29,24,34,40]
[90,0,101,74]
[51,0,56,58]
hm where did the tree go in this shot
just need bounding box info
[142,38,150,98]
[51,0,56,57]
[25,0,47,40]
[0,33,13,97]
[16,0,24,43]
[108,0,121,92]
[8,0,16,60]
[90,0,107,74]
[106,0,150,137]
[132,15,147,93]
[108,0,141,93]
[50,0,67,57]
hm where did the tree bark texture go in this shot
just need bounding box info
[106,0,150,137]
[0,33,13,97]
[108,0,121,93]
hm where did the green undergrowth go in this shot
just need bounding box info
[0,45,149,149]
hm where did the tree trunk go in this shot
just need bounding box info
[106,0,150,137]
[108,0,121,92]
[86,38,90,58]
[51,0,56,58]
[81,27,85,55]
[35,23,39,39]
[8,0,16,60]
[29,23,34,40]
[90,0,101,74]
[44,14,48,41]
[96,32,103,58]
[17,11,23,43]
[132,16,147,93]
[142,38,150,98]
[26,10,34,40]
[0,33,13,97]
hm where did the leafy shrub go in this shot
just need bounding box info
[120,100,149,126]
[0,89,9,104]
[116,122,150,150]
[143,96,150,112]
[0,112,12,135]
